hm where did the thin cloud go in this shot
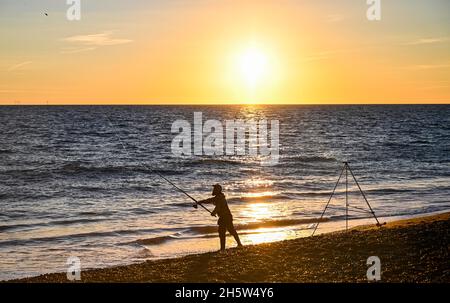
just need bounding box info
[8,61,32,72]
[402,37,449,45]
[60,47,97,54]
[407,63,450,70]
[63,32,133,47]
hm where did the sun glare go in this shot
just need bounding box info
[225,41,281,103]
[238,46,270,88]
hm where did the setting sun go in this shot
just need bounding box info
[227,42,281,103]
[238,46,270,89]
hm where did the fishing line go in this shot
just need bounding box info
[104,114,213,215]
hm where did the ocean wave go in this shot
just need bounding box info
[283,155,337,163]
[0,168,54,180]
[130,231,252,246]
[185,158,245,166]
[227,194,292,203]
[188,218,329,234]
[72,185,158,194]
[383,142,410,148]
[0,228,142,247]
[60,163,128,174]
[378,206,450,218]
[51,217,110,226]
[128,208,156,215]
[77,210,115,217]
[128,219,324,246]
[365,188,415,195]
[289,191,331,197]
[132,234,184,245]
[58,162,184,176]
[0,217,110,232]
[124,217,329,247]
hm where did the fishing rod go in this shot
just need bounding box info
[150,168,213,215]
[104,115,213,215]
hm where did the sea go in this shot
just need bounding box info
[0,105,449,280]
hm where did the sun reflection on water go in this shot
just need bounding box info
[241,227,295,245]
[239,202,275,223]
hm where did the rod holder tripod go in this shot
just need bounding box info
[311,162,385,236]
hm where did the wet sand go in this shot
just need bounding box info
[10,212,450,282]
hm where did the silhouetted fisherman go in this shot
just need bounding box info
[197,184,243,251]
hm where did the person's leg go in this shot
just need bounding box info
[227,222,243,247]
[218,225,226,251]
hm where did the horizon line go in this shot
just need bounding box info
[1,102,449,106]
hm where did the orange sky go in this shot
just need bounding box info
[0,0,449,104]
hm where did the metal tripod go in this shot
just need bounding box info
[311,162,384,236]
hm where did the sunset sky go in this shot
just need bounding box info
[1,0,449,104]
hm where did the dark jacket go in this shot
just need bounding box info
[201,193,232,222]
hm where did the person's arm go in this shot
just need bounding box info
[198,197,215,204]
